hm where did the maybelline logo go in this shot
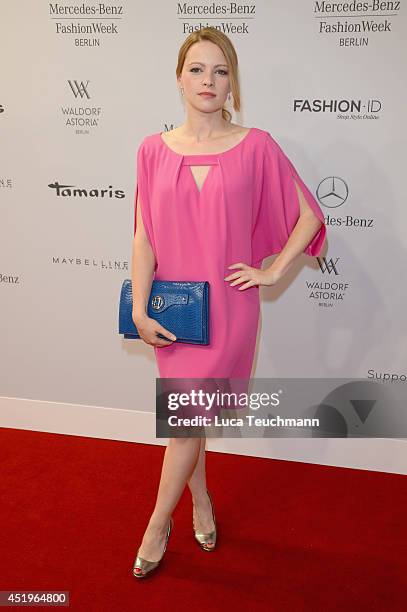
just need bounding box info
[61,80,102,131]
[307,257,350,306]
[48,181,125,198]
[49,3,123,47]
[1,178,13,188]
[51,256,128,270]
[293,99,381,115]
[317,176,374,229]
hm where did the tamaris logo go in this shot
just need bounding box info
[48,181,125,198]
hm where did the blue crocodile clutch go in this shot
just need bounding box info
[119,279,210,345]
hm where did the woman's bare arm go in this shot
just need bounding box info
[265,179,324,277]
[131,194,176,345]
[131,193,156,324]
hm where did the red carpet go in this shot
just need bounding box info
[0,427,405,611]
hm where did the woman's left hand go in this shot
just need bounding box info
[224,263,282,290]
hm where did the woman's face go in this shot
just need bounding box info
[178,40,231,113]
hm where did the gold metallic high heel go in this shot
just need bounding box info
[132,517,173,579]
[192,489,217,551]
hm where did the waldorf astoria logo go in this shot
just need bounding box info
[61,80,102,134]
[0,177,13,189]
[307,257,350,308]
[48,181,125,199]
[316,257,339,275]
[68,80,90,99]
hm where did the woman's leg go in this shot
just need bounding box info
[136,437,201,562]
[187,437,216,547]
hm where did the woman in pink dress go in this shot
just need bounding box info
[130,27,326,578]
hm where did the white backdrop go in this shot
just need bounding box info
[1,1,406,474]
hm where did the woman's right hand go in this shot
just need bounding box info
[132,312,177,347]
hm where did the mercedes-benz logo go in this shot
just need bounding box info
[317,176,348,208]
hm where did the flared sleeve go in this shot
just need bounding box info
[251,132,326,265]
[133,139,156,258]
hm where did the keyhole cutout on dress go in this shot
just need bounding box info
[189,165,211,194]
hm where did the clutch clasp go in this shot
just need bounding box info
[151,295,164,310]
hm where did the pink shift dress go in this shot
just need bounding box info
[134,127,326,384]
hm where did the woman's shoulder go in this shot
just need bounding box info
[138,132,160,149]
[251,126,279,145]
[246,129,283,167]
[136,133,161,163]
[249,126,272,144]
[252,128,287,158]
[245,127,281,158]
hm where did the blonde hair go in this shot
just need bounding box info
[175,27,240,123]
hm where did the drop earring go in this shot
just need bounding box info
[180,86,184,96]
